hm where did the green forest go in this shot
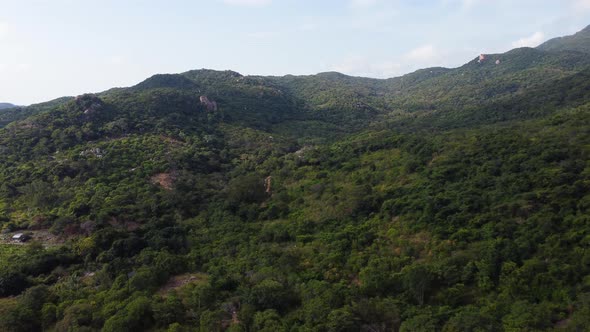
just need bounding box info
[0,26,590,332]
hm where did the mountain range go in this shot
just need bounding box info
[0,26,590,331]
[0,103,16,110]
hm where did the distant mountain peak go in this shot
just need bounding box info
[132,73,198,91]
[537,24,590,54]
[0,103,16,110]
[315,71,353,79]
[182,69,243,80]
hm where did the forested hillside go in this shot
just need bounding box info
[0,26,590,332]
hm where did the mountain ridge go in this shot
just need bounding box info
[5,39,590,140]
[0,103,16,110]
[1,24,590,332]
[538,24,590,53]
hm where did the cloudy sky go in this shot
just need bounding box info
[1,0,590,105]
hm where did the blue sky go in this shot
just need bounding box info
[1,0,590,105]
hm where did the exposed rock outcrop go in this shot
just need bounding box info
[79,147,105,159]
[151,172,176,191]
[75,94,104,115]
[264,176,272,194]
[200,96,218,111]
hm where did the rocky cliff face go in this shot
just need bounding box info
[199,96,218,111]
[75,94,104,115]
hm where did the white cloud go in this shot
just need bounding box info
[348,9,399,31]
[461,0,480,9]
[107,55,125,65]
[297,16,319,32]
[245,30,279,39]
[0,63,32,74]
[0,22,10,39]
[511,31,545,48]
[221,0,272,7]
[349,0,379,8]
[442,0,481,10]
[331,45,448,79]
[298,22,317,32]
[404,45,437,62]
[330,56,402,78]
[15,63,32,73]
[572,0,590,11]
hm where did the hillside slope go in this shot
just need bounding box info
[0,103,16,110]
[538,24,590,53]
[0,25,590,332]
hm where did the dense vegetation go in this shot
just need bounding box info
[0,27,590,331]
[0,98,71,129]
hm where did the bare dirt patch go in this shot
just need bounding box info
[0,230,63,246]
[555,318,571,329]
[157,273,208,296]
[151,172,176,191]
[160,135,185,146]
[107,217,142,232]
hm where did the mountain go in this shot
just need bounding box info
[0,103,16,110]
[538,24,590,53]
[1,26,590,332]
[0,97,72,128]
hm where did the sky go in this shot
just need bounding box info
[1,0,590,105]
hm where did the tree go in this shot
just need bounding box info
[0,270,29,297]
[253,310,285,332]
[41,303,57,330]
[199,310,224,332]
[402,264,434,305]
[326,306,358,332]
[21,285,50,312]
[249,279,288,310]
[55,303,94,332]
[153,294,186,326]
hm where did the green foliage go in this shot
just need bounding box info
[55,302,94,331]
[252,309,285,332]
[1,27,590,331]
[102,296,152,332]
[153,294,186,327]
